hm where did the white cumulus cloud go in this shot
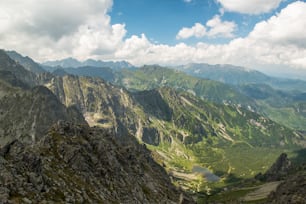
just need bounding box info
[0,0,126,61]
[1,0,306,72]
[176,15,236,39]
[216,0,283,14]
[118,1,306,70]
[206,15,237,38]
[176,23,206,39]
[249,1,306,48]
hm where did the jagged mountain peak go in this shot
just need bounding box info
[0,50,37,88]
[5,50,46,74]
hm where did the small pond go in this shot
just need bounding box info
[192,165,220,182]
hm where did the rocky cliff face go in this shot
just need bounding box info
[267,164,306,204]
[0,83,86,146]
[264,156,306,204]
[44,75,141,137]
[44,75,304,148]
[0,121,192,203]
[0,50,37,89]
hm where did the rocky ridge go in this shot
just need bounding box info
[0,121,192,203]
[252,153,306,204]
[5,50,46,74]
[256,153,292,182]
[267,163,306,204]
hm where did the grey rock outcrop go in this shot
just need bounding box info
[256,153,291,182]
[0,84,86,146]
[267,164,306,204]
[0,122,194,203]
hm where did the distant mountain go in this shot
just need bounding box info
[47,64,257,109]
[117,65,256,108]
[175,63,306,92]
[6,50,46,73]
[43,62,306,130]
[114,65,306,130]
[52,68,69,77]
[41,61,306,130]
[238,83,306,130]
[43,57,81,68]
[52,66,116,82]
[177,63,270,85]
[262,66,306,81]
[42,57,135,70]
[171,63,306,130]
[83,58,135,70]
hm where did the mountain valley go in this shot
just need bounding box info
[1,50,306,203]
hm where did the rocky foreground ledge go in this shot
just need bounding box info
[0,121,194,203]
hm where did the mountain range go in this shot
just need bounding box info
[35,56,306,131]
[0,50,193,203]
[42,57,135,71]
[175,63,306,92]
[1,49,306,203]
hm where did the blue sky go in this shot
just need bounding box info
[111,0,221,44]
[110,0,295,45]
[1,0,306,72]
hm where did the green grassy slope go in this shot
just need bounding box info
[132,87,305,192]
[240,84,306,130]
[117,65,306,131]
